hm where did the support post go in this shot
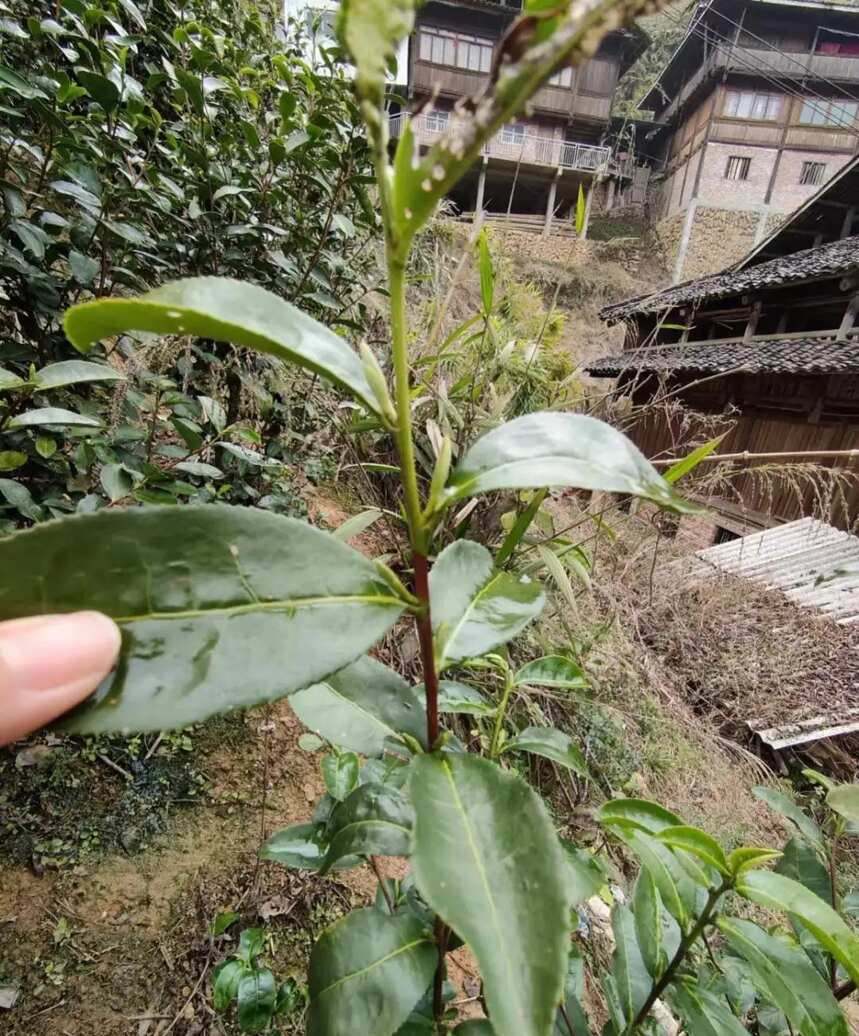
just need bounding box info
[837,291,859,340]
[672,198,698,284]
[840,205,856,239]
[744,300,762,342]
[474,157,487,225]
[543,167,561,236]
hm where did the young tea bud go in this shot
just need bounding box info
[427,434,452,516]
[359,341,397,425]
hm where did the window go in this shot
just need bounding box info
[798,97,859,127]
[723,89,782,120]
[500,122,525,145]
[799,160,827,186]
[418,28,493,73]
[725,155,751,180]
[425,108,449,133]
[549,65,574,88]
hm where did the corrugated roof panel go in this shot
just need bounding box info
[686,517,859,624]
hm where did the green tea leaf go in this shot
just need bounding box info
[0,451,26,472]
[563,843,605,906]
[827,784,859,823]
[0,368,25,392]
[322,752,360,802]
[213,959,246,1013]
[410,752,569,1036]
[753,786,823,847]
[727,847,783,876]
[237,968,277,1033]
[775,837,830,903]
[319,783,413,874]
[718,918,847,1036]
[656,825,729,876]
[0,478,42,521]
[260,822,328,870]
[632,870,665,978]
[307,908,436,1036]
[503,726,588,776]
[448,413,692,514]
[290,656,426,756]
[553,949,590,1036]
[0,507,405,734]
[437,680,493,715]
[738,870,859,985]
[99,463,134,503]
[429,540,544,670]
[33,360,123,390]
[174,461,224,479]
[211,910,239,936]
[598,798,683,835]
[8,407,102,429]
[668,981,748,1036]
[76,69,120,111]
[68,250,100,286]
[605,821,695,926]
[64,277,382,414]
[513,656,587,690]
[611,904,650,1023]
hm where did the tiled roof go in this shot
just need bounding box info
[586,336,859,377]
[600,236,859,324]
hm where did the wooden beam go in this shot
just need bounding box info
[743,300,762,342]
[840,204,857,239]
[837,291,859,340]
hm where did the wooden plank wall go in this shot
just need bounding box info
[625,381,859,529]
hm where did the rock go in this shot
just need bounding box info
[0,985,20,1010]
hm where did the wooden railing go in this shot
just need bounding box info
[388,112,612,173]
[658,45,859,124]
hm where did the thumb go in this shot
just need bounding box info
[0,612,121,747]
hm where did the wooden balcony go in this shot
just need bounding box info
[658,45,859,123]
[389,112,612,173]
[410,59,612,120]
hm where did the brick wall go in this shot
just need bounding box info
[769,149,853,213]
[696,142,777,208]
[680,206,763,280]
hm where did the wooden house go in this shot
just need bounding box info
[589,155,859,534]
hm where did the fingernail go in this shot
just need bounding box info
[0,612,121,693]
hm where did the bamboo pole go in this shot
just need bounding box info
[652,448,859,467]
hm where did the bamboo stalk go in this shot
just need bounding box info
[652,448,859,466]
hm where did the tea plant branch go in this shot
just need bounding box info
[489,669,514,759]
[632,881,730,1030]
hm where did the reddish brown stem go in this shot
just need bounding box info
[432,917,450,1024]
[413,552,439,747]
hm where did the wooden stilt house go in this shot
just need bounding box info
[589,156,859,533]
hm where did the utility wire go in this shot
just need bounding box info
[658,5,859,135]
[706,4,859,104]
[660,6,859,130]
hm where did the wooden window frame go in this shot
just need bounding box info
[417,26,493,75]
[725,155,752,180]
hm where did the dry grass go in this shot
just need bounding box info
[639,573,859,778]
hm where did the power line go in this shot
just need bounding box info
[706,4,859,105]
[660,6,859,131]
[658,5,859,135]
